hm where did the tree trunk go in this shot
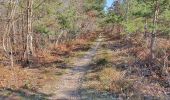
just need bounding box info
[150,0,159,60]
[55,30,64,46]
[25,0,33,65]
[3,0,17,67]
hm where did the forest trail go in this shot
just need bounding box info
[49,37,102,100]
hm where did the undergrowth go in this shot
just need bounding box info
[0,32,97,94]
[83,34,170,99]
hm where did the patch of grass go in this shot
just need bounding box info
[72,51,87,58]
[99,68,124,91]
[0,66,40,90]
[83,39,135,94]
[84,66,133,93]
[99,67,133,93]
[0,88,51,100]
[94,49,113,65]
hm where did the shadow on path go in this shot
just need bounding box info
[0,88,52,100]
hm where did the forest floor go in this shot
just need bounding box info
[0,34,169,100]
[43,35,128,100]
[44,37,102,100]
[45,35,123,100]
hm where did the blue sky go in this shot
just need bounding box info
[104,0,114,11]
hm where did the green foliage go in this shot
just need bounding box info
[122,18,145,33]
[57,7,77,30]
[101,0,170,36]
[57,14,70,29]
[84,0,105,12]
[96,58,108,66]
[130,0,152,18]
[33,0,62,35]
[33,0,79,36]
[35,25,56,35]
[161,9,170,20]
[35,25,49,34]
[105,13,123,24]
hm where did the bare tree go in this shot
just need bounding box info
[3,0,17,67]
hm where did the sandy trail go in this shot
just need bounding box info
[49,38,102,100]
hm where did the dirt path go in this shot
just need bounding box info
[49,38,102,100]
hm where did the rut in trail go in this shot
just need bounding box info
[49,38,102,100]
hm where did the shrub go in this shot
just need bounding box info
[96,58,108,66]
